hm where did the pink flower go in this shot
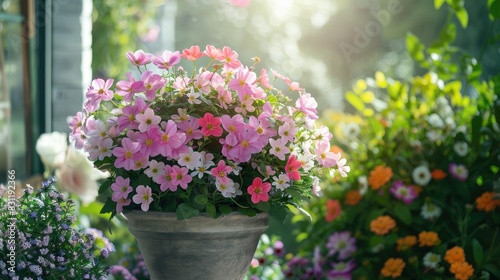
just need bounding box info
[390,180,418,204]
[85,78,114,112]
[152,50,181,69]
[116,72,145,102]
[333,152,350,177]
[228,68,257,101]
[285,154,302,181]
[126,50,152,66]
[141,71,166,101]
[285,77,303,92]
[112,138,141,170]
[198,113,223,137]
[132,185,154,211]
[211,160,233,184]
[217,87,233,109]
[111,176,132,201]
[181,45,203,61]
[257,68,272,89]
[115,197,131,213]
[136,108,161,132]
[315,142,337,168]
[295,93,318,121]
[278,121,298,143]
[449,163,468,181]
[170,165,192,190]
[137,126,162,157]
[247,177,271,204]
[269,138,290,161]
[220,46,242,69]
[156,165,175,191]
[159,120,186,158]
[221,114,245,134]
[177,118,202,142]
[235,98,255,115]
[228,129,264,163]
[203,45,224,60]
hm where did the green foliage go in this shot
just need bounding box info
[91,0,163,78]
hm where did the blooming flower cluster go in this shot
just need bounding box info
[285,66,500,279]
[0,179,110,279]
[69,45,349,220]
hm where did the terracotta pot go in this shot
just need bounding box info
[125,210,269,280]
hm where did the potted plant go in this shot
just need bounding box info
[69,45,349,279]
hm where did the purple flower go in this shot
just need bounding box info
[390,180,418,204]
[326,231,356,260]
[449,163,469,181]
[273,240,286,257]
[329,259,356,278]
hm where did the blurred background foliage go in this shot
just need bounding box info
[92,0,500,113]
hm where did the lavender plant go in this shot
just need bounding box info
[0,179,110,279]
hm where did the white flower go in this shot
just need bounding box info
[423,252,441,269]
[426,113,445,128]
[186,88,201,105]
[272,173,290,191]
[342,122,360,138]
[453,141,469,157]
[358,175,368,195]
[412,165,431,186]
[425,130,441,142]
[36,132,68,171]
[311,176,321,196]
[178,148,202,170]
[421,203,442,220]
[215,179,242,198]
[56,146,109,204]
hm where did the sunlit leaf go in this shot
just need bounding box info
[375,71,388,88]
[346,91,365,112]
[406,33,426,62]
[435,0,445,9]
[361,91,375,103]
[363,108,374,117]
[455,7,469,28]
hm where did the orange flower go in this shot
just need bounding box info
[396,235,417,251]
[431,169,447,180]
[325,199,341,222]
[368,165,393,190]
[418,231,440,247]
[380,258,405,278]
[450,261,474,280]
[445,246,466,264]
[476,192,500,212]
[370,215,396,235]
[344,190,362,206]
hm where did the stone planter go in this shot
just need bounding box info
[125,210,269,280]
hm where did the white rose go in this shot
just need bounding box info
[35,132,68,170]
[56,146,109,204]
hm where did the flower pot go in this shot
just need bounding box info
[125,210,269,280]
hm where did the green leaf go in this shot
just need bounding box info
[98,179,112,195]
[471,114,483,149]
[489,0,500,18]
[269,204,289,224]
[345,91,365,112]
[237,207,257,217]
[176,203,200,220]
[434,0,445,9]
[406,33,425,62]
[394,203,412,225]
[206,202,216,218]
[472,239,484,266]
[219,205,233,214]
[194,194,208,206]
[484,264,500,278]
[455,7,468,28]
[254,201,270,212]
[79,201,104,215]
[99,197,116,214]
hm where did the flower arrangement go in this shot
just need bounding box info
[69,45,349,221]
[0,179,111,279]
